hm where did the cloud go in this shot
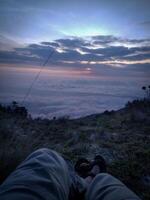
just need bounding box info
[0,49,40,64]
[91,35,119,45]
[55,38,89,48]
[41,42,60,47]
[0,35,150,67]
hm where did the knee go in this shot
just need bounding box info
[27,148,52,160]
[94,173,125,187]
[32,148,51,154]
[34,148,51,154]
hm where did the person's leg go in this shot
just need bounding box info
[0,148,86,200]
[85,173,141,200]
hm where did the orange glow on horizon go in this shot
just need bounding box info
[0,64,93,78]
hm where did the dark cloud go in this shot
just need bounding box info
[0,50,39,64]
[92,35,150,46]
[41,42,60,48]
[15,44,55,59]
[92,35,119,45]
[0,35,150,65]
[127,38,150,43]
[55,38,89,49]
[81,46,132,57]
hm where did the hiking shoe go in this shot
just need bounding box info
[75,158,91,178]
[91,155,107,173]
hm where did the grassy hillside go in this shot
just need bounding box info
[0,99,150,199]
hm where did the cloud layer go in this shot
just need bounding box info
[0,35,150,67]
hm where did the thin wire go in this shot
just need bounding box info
[21,50,55,105]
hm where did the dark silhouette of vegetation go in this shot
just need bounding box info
[142,85,150,99]
[0,101,28,118]
[126,98,150,109]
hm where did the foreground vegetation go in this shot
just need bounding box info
[0,99,150,199]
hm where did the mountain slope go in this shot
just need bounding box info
[0,99,150,199]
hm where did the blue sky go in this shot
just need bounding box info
[0,0,150,43]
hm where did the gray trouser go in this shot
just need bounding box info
[0,148,140,200]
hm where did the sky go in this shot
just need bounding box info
[0,0,150,117]
[0,0,150,67]
[0,0,150,42]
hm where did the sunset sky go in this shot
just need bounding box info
[0,0,150,117]
[0,0,150,66]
